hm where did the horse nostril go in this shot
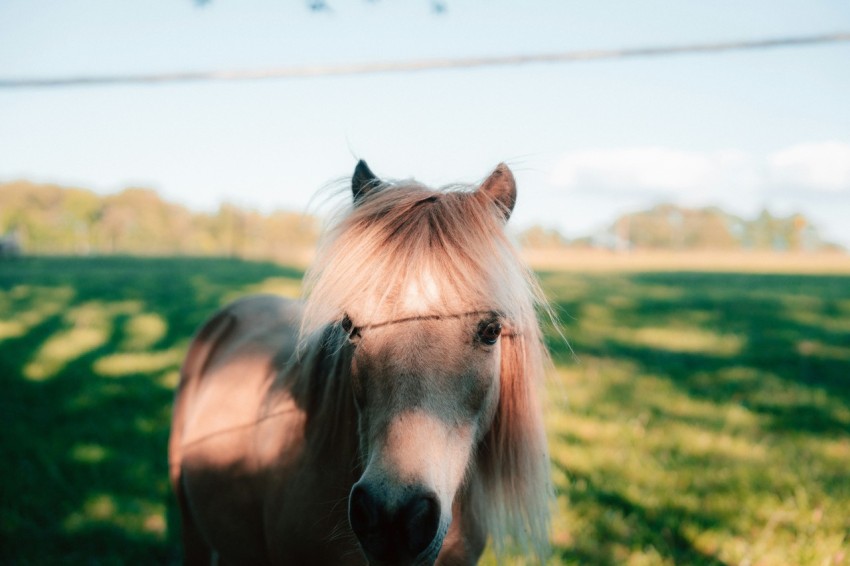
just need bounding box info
[348,484,378,537]
[400,492,441,556]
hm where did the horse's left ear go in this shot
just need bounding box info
[478,163,517,222]
[352,160,381,205]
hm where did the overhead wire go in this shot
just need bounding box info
[1,32,848,89]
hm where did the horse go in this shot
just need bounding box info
[168,160,553,565]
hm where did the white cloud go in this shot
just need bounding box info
[768,142,850,193]
[549,147,757,201]
[549,142,850,205]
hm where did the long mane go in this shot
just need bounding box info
[296,178,553,558]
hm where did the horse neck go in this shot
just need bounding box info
[285,332,361,471]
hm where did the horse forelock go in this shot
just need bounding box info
[295,178,554,559]
[300,180,546,339]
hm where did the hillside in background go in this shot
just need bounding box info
[0,181,843,258]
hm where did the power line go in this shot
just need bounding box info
[2,32,849,90]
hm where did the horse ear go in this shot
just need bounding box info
[352,160,381,204]
[478,163,517,222]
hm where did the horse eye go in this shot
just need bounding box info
[341,314,354,335]
[477,320,502,345]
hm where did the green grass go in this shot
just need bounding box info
[1,257,848,564]
[541,271,850,566]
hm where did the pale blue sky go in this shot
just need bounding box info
[1,0,849,245]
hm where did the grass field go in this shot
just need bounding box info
[1,256,848,565]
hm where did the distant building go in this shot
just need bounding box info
[0,230,22,258]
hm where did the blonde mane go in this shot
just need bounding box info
[296,178,553,559]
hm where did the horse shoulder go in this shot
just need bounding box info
[170,294,309,564]
[175,294,303,458]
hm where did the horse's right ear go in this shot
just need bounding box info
[478,163,517,222]
[352,160,381,204]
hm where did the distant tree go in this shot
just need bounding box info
[518,225,570,249]
[601,204,836,252]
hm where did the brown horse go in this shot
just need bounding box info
[169,161,553,565]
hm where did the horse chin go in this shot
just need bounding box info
[414,519,450,566]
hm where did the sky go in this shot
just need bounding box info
[1,0,849,246]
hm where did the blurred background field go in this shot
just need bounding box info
[1,255,848,565]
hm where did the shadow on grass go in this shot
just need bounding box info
[0,256,303,564]
[547,271,850,436]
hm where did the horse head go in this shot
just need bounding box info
[297,161,548,564]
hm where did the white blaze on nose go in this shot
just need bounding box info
[384,410,474,502]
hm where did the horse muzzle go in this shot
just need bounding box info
[349,480,448,565]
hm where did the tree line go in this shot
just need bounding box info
[519,203,840,253]
[1,181,841,260]
[0,181,319,263]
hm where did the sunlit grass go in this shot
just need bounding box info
[0,285,74,340]
[0,319,26,340]
[121,312,168,351]
[624,326,745,356]
[93,347,184,377]
[70,443,111,464]
[22,301,116,380]
[157,369,181,389]
[62,492,167,539]
[547,358,850,564]
[222,275,302,304]
[796,339,850,361]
